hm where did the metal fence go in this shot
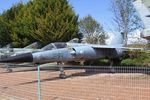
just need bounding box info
[0,64,150,100]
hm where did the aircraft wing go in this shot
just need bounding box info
[91,44,144,51]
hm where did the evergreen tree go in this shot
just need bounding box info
[0,16,12,46]
[29,0,78,45]
[0,2,27,47]
[0,0,78,47]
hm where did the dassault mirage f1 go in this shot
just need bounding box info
[0,42,143,78]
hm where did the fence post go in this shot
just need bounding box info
[37,64,41,100]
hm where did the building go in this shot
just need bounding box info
[133,0,150,41]
[127,30,148,44]
[142,0,150,40]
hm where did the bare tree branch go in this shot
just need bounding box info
[110,0,143,45]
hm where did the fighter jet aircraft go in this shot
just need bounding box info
[0,42,143,78]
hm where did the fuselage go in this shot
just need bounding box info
[0,43,124,64]
[32,44,123,63]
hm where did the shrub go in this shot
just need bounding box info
[121,51,150,66]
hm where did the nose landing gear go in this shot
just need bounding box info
[57,62,66,79]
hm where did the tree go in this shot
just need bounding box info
[0,0,79,47]
[0,16,12,46]
[0,2,23,47]
[18,0,79,46]
[79,15,107,44]
[110,0,143,45]
[10,2,37,47]
[0,2,28,47]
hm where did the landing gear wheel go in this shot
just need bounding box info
[58,62,66,79]
[59,72,66,79]
[6,68,12,73]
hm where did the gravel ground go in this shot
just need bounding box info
[0,66,150,100]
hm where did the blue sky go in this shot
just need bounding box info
[0,0,29,13]
[0,0,114,31]
[69,0,114,31]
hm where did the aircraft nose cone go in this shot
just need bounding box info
[0,53,33,63]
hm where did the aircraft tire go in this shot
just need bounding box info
[6,68,13,73]
[59,72,66,79]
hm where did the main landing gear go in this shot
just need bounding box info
[57,62,66,79]
[109,60,115,73]
[109,58,121,73]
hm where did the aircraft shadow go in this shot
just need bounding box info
[16,76,61,86]
[15,71,98,86]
